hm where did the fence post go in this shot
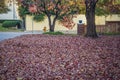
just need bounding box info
[77,24,85,35]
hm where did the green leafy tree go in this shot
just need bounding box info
[79,0,120,38]
[97,0,120,14]
[17,0,31,29]
[18,6,29,29]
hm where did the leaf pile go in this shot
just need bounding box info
[0,35,120,80]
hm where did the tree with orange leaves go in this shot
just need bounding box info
[18,0,120,37]
[18,0,80,32]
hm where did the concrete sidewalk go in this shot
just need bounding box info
[0,31,43,41]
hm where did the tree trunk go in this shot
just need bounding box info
[50,25,55,32]
[22,17,26,30]
[85,1,98,38]
[47,15,57,32]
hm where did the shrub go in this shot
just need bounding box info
[43,31,64,35]
[0,20,5,23]
[2,21,21,28]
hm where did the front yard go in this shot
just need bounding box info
[0,35,120,80]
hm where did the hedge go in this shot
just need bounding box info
[2,20,22,28]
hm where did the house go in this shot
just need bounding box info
[1,0,120,33]
[25,14,120,34]
[0,0,20,20]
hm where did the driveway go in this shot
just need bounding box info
[0,31,43,41]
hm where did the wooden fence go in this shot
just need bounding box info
[96,21,120,33]
[79,21,120,34]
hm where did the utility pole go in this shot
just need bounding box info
[29,4,37,33]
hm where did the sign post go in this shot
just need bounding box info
[29,5,37,33]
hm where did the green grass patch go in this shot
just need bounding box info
[0,24,9,31]
[43,31,64,35]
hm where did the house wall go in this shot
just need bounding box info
[26,15,120,34]
[25,14,107,31]
[106,15,120,21]
[97,15,120,33]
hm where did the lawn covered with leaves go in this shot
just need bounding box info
[0,35,120,80]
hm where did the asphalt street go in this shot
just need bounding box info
[0,32,42,41]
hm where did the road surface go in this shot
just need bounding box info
[0,32,42,41]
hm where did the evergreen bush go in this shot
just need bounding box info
[2,21,21,28]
